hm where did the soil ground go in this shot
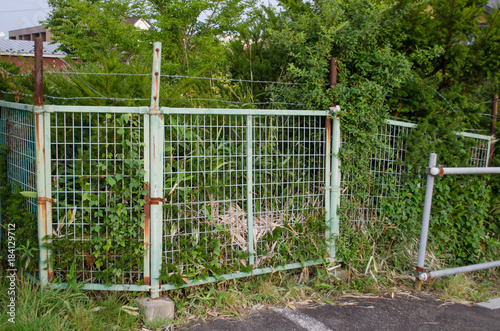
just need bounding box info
[180,293,500,331]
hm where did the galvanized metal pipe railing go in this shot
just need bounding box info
[415,153,437,291]
[418,261,500,282]
[429,167,500,176]
[415,153,500,290]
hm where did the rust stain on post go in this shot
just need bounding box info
[143,182,151,285]
[415,266,424,291]
[35,113,43,159]
[153,72,160,109]
[48,269,54,282]
[326,117,332,150]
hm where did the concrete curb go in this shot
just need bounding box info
[135,296,175,324]
[476,297,500,310]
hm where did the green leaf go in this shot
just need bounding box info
[106,177,117,186]
[20,191,37,198]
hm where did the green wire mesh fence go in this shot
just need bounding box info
[0,104,37,214]
[340,120,494,224]
[0,100,493,295]
[50,111,146,285]
[0,42,494,297]
[160,113,327,288]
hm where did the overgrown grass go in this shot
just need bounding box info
[1,253,499,331]
[0,269,143,331]
[335,218,500,304]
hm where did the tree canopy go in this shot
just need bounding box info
[21,0,500,129]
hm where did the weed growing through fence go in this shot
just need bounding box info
[47,113,147,285]
[0,147,38,271]
[0,261,498,330]
[379,174,500,267]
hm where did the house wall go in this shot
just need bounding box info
[8,26,54,42]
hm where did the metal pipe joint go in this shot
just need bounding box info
[415,271,430,282]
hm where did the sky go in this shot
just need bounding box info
[0,0,50,39]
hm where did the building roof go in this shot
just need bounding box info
[8,25,47,35]
[485,0,499,14]
[124,17,141,25]
[124,17,150,30]
[0,39,66,57]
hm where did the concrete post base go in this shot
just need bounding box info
[135,296,175,324]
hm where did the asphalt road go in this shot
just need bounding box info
[181,293,500,331]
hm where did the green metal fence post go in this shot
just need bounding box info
[149,42,163,299]
[324,115,332,261]
[327,106,341,262]
[43,110,53,281]
[246,114,255,266]
[34,37,53,284]
[35,107,49,284]
[143,107,151,287]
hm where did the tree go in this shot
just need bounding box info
[144,0,248,73]
[45,0,250,73]
[44,0,148,61]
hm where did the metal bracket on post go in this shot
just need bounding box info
[148,42,163,299]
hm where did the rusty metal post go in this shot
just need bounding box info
[488,94,498,167]
[329,58,337,89]
[325,58,341,262]
[34,38,43,107]
[149,42,163,299]
[34,37,53,284]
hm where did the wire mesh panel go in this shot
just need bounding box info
[162,114,249,284]
[341,121,414,223]
[0,106,37,214]
[341,121,492,223]
[50,112,146,285]
[161,113,327,286]
[252,115,326,268]
[463,135,491,167]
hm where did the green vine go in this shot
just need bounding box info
[47,114,147,285]
[0,146,38,271]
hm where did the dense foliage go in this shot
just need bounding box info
[1,0,499,284]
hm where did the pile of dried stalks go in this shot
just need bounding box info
[205,197,320,267]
